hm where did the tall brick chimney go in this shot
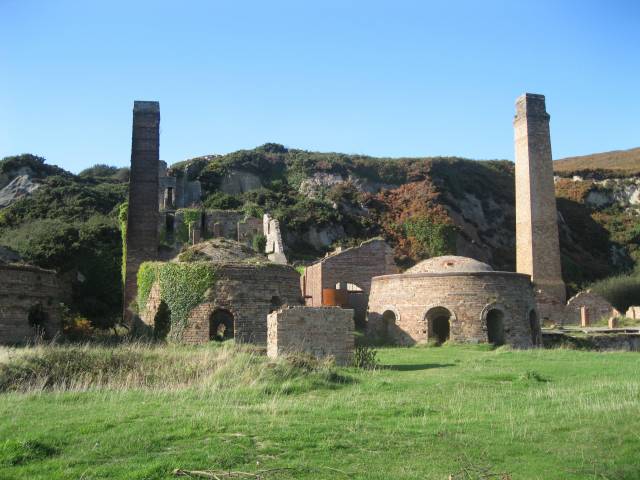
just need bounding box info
[123,101,160,324]
[514,93,566,324]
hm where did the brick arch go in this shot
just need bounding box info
[422,305,457,344]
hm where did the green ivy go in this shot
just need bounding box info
[118,202,128,283]
[137,261,217,340]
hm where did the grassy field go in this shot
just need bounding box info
[1,343,639,480]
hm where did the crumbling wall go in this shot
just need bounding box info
[267,306,354,365]
[238,217,263,246]
[565,290,618,325]
[0,264,62,343]
[263,214,287,264]
[301,238,397,316]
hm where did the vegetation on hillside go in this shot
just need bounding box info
[554,146,640,175]
[0,157,128,330]
[1,146,638,331]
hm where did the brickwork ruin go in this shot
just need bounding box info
[514,93,566,324]
[267,306,355,365]
[124,101,160,323]
[565,290,619,325]
[264,214,287,264]
[367,256,541,348]
[139,240,302,344]
[301,238,397,326]
[0,263,62,343]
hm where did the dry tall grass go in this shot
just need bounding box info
[0,341,346,393]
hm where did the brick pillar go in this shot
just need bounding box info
[580,306,589,327]
[514,93,566,323]
[123,101,160,324]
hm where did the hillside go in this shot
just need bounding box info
[554,147,640,174]
[1,146,638,328]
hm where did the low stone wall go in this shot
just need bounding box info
[267,306,354,365]
[0,264,62,343]
[542,331,640,351]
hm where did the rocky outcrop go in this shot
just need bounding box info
[299,172,397,198]
[0,175,39,209]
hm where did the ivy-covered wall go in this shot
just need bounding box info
[137,261,216,340]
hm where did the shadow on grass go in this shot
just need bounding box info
[382,363,455,371]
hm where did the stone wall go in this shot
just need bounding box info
[367,271,539,348]
[514,93,566,324]
[124,101,160,323]
[626,306,640,320]
[267,306,354,365]
[204,210,245,239]
[263,214,287,264]
[142,263,303,345]
[0,264,62,343]
[238,217,263,247]
[565,290,618,325]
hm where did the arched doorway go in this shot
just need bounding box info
[426,307,451,345]
[529,310,541,346]
[486,309,505,346]
[382,310,396,339]
[209,309,234,341]
[28,303,48,337]
[153,301,171,340]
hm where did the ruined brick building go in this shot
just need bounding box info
[300,239,397,326]
[0,248,64,343]
[139,238,302,344]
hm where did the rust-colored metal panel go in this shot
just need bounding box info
[322,288,348,307]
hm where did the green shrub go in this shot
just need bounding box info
[590,273,640,313]
[403,216,457,258]
[203,191,242,210]
[352,345,379,370]
[252,233,267,253]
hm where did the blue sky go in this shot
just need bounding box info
[1,0,639,173]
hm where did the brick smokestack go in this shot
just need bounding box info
[514,93,566,324]
[123,101,160,324]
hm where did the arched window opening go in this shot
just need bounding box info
[269,296,282,313]
[486,309,505,346]
[153,301,171,341]
[426,307,451,345]
[529,310,541,346]
[209,309,234,341]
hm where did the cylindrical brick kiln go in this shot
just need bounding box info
[366,256,541,348]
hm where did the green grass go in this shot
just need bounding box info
[1,343,639,479]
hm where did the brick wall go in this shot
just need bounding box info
[0,264,62,343]
[367,271,539,348]
[267,306,354,365]
[124,101,160,323]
